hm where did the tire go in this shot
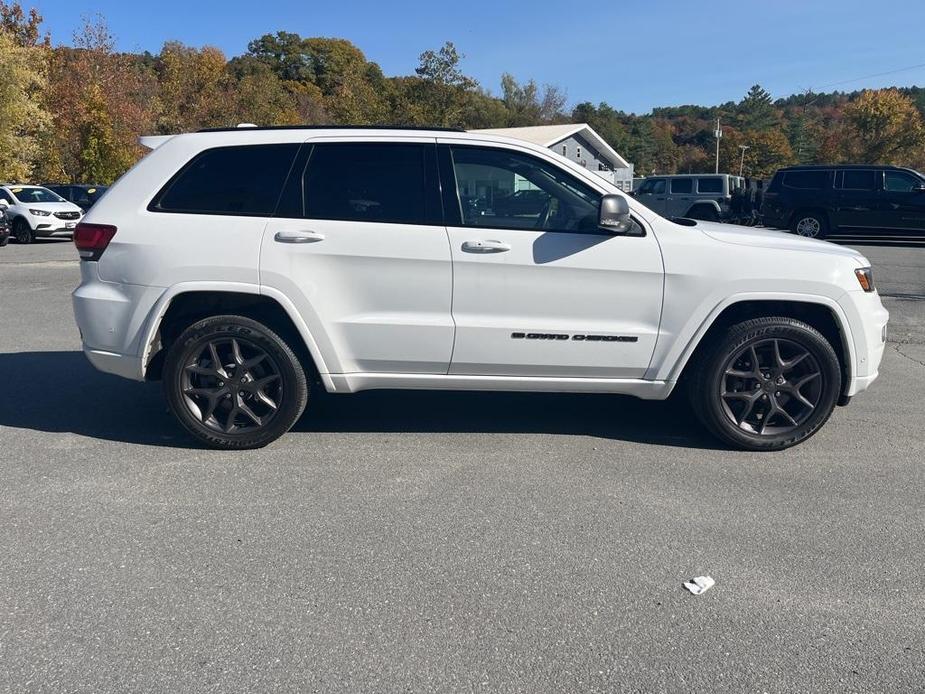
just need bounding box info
[0,234,8,247]
[163,315,308,449]
[790,211,827,239]
[13,218,34,244]
[687,317,841,451]
[688,205,718,222]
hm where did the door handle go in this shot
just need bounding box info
[274,230,325,244]
[461,239,511,253]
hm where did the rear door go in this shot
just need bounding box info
[834,169,879,230]
[439,140,664,379]
[261,137,455,375]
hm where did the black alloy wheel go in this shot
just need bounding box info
[163,315,308,449]
[689,317,841,450]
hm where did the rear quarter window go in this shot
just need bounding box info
[782,170,831,190]
[697,177,723,194]
[150,144,300,216]
[670,178,693,194]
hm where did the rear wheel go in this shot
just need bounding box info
[163,315,308,449]
[791,211,827,238]
[688,317,841,451]
[688,204,718,222]
[13,218,34,244]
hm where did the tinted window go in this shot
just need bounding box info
[637,179,664,194]
[0,190,13,203]
[783,171,830,189]
[697,177,723,194]
[450,146,601,233]
[670,178,693,194]
[884,171,921,192]
[153,144,300,216]
[300,143,439,225]
[839,170,877,191]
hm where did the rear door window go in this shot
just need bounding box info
[697,177,723,194]
[151,144,300,216]
[670,178,693,194]
[298,143,440,225]
[838,170,877,190]
[782,171,830,189]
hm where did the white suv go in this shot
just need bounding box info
[0,185,84,243]
[72,126,889,451]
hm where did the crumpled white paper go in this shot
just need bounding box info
[683,576,715,595]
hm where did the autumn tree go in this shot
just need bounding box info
[0,11,49,181]
[155,41,230,132]
[841,88,925,164]
[500,73,567,126]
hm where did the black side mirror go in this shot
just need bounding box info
[599,194,634,234]
[914,184,925,193]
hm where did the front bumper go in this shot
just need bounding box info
[840,289,889,396]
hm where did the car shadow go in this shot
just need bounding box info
[0,351,722,450]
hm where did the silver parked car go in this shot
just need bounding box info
[633,174,743,221]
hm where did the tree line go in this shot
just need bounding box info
[2,1,925,184]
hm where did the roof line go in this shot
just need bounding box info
[196,124,465,133]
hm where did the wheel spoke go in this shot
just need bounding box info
[781,352,809,372]
[773,339,784,368]
[254,390,278,411]
[238,402,262,426]
[736,392,761,425]
[199,394,221,423]
[231,338,244,366]
[187,364,219,377]
[242,353,267,370]
[208,342,225,375]
[793,371,820,390]
[224,406,240,433]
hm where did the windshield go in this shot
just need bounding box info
[10,187,66,204]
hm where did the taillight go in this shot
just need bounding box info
[73,223,117,261]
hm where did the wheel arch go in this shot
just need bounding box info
[142,286,334,391]
[671,297,854,400]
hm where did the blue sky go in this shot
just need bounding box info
[29,0,925,113]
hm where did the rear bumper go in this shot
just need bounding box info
[83,347,144,381]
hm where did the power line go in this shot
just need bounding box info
[811,61,925,92]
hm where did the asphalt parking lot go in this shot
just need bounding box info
[1,236,923,692]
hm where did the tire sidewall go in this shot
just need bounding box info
[697,322,841,450]
[163,317,307,449]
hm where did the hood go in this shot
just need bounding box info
[24,201,83,213]
[693,220,868,266]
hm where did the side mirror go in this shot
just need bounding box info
[0,199,8,209]
[914,184,925,193]
[599,194,634,234]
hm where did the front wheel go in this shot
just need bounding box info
[13,218,34,244]
[163,315,309,449]
[688,317,841,451]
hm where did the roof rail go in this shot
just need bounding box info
[196,124,466,133]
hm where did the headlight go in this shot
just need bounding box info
[29,209,51,216]
[855,267,875,292]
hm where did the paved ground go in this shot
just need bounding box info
[1,237,923,692]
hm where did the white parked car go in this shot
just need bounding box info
[72,126,888,451]
[0,185,84,243]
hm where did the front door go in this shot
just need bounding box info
[878,169,925,232]
[439,142,664,379]
[634,177,667,215]
[261,138,455,375]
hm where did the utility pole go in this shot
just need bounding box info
[714,117,723,174]
[738,144,750,176]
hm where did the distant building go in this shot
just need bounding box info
[472,123,635,191]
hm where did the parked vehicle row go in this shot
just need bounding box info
[0,183,108,244]
[72,126,887,452]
